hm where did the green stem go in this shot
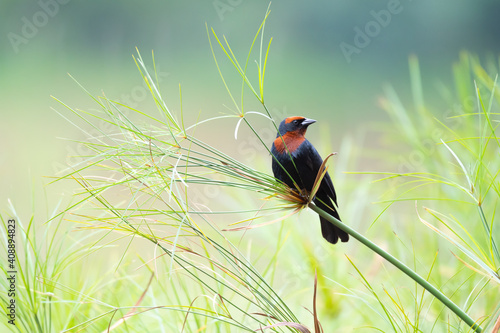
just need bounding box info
[477,205,500,266]
[309,203,483,333]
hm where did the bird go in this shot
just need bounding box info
[271,116,349,244]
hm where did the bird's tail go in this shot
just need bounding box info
[315,197,349,244]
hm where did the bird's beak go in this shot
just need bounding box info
[301,118,317,126]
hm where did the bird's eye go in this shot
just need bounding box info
[293,120,299,125]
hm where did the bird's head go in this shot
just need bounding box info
[277,116,316,137]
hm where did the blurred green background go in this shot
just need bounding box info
[2,0,500,214]
[2,1,500,331]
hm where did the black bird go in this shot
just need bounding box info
[271,116,349,244]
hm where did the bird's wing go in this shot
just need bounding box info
[300,140,337,204]
[321,167,338,204]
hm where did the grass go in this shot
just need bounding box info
[1,9,499,333]
[357,53,500,331]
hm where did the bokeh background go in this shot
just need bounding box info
[3,0,500,210]
[2,0,500,331]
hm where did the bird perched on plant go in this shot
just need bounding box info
[271,116,348,244]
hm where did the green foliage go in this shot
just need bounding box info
[1,10,499,333]
[359,53,500,332]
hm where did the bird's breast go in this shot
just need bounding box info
[273,133,305,155]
